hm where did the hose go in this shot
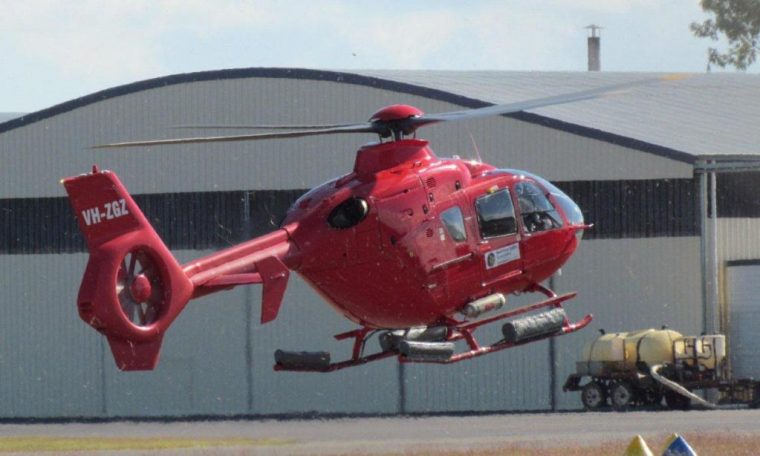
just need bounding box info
[650,364,716,409]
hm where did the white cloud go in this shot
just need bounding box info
[2,2,158,83]
[0,0,285,85]
[548,0,660,13]
[0,0,738,111]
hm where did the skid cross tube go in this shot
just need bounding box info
[404,291,591,365]
[274,289,592,372]
[412,313,593,365]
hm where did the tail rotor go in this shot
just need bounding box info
[117,248,165,327]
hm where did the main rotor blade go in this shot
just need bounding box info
[93,73,689,149]
[92,123,376,149]
[172,123,361,130]
[414,73,690,127]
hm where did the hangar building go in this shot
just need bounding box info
[1,68,759,418]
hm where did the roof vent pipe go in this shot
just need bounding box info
[586,24,602,71]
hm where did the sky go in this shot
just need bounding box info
[0,0,752,113]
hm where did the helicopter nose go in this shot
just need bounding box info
[570,200,585,241]
[553,192,584,228]
[569,198,584,226]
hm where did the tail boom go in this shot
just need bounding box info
[183,227,299,324]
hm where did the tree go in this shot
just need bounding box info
[691,0,760,70]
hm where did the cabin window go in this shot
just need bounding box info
[440,206,467,242]
[515,181,563,233]
[475,189,517,239]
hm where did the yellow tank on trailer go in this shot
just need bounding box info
[623,329,683,370]
[578,329,684,375]
[566,328,735,411]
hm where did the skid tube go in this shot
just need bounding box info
[274,286,592,372]
[410,290,592,365]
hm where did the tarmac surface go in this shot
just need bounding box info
[1,409,759,454]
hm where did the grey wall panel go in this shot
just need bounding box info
[250,276,399,415]
[0,79,456,197]
[104,249,249,417]
[0,253,103,417]
[725,264,760,379]
[0,76,691,199]
[716,219,760,264]
[0,238,704,417]
[714,219,760,336]
[551,237,702,410]
[402,293,553,413]
[0,224,702,416]
[424,116,692,182]
[403,342,551,413]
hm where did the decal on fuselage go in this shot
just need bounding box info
[81,199,129,226]
[485,243,520,269]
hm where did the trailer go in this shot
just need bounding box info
[563,328,760,410]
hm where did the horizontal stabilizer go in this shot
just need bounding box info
[257,256,290,324]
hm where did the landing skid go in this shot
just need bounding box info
[274,287,592,373]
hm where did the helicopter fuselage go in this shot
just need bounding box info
[282,139,585,328]
[64,94,607,370]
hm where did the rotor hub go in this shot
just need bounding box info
[129,274,152,303]
[368,104,424,123]
[369,105,425,140]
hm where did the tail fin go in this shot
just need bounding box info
[63,167,194,370]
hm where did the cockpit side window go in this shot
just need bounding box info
[475,189,517,239]
[440,206,467,242]
[515,181,564,233]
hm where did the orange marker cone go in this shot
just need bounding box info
[624,435,654,456]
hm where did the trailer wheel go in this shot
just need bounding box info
[581,381,607,410]
[610,381,635,411]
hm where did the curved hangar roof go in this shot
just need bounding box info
[358,70,760,162]
[2,68,759,163]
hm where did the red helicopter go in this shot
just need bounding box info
[62,75,681,372]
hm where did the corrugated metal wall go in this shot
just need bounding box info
[715,219,760,339]
[0,76,693,199]
[0,71,704,417]
[552,237,702,409]
[403,302,552,413]
[0,240,702,416]
[0,253,102,417]
[716,219,760,263]
[0,251,400,418]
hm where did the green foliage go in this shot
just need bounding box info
[691,0,760,70]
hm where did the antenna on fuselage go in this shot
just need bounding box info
[468,132,483,163]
